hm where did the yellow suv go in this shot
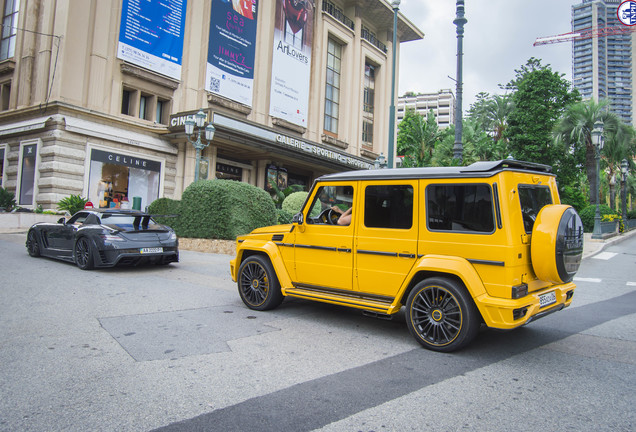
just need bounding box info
[230,160,583,352]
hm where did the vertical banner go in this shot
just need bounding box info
[206,0,258,106]
[117,0,187,80]
[269,0,314,127]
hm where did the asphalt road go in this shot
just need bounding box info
[0,232,635,432]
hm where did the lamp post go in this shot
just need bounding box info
[387,0,400,169]
[374,152,387,169]
[453,0,467,163]
[184,110,216,182]
[591,120,604,239]
[621,158,629,227]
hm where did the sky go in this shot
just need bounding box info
[396,0,576,110]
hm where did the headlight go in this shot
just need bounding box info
[169,232,177,241]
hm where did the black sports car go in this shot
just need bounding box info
[26,209,179,270]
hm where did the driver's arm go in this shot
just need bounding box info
[337,207,352,226]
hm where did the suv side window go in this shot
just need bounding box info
[364,185,413,229]
[306,185,354,225]
[426,184,494,233]
[518,185,553,233]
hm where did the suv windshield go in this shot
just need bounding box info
[518,185,553,233]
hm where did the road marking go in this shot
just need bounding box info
[627,282,636,286]
[592,252,618,260]
[573,277,602,283]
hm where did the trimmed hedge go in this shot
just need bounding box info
[578,204,617,232]
[177,180,277,239]
[282,191,309,215]
[148,197,181,230]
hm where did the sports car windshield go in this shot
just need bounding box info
[100,214,163,231]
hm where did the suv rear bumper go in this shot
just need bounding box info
[475,282,576,330]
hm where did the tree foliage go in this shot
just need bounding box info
[397,109,441,167]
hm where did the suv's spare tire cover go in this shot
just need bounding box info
[531,205,584,284]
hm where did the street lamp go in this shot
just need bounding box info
[387,0,400,169]
[374,152,387,169]
[453,0,467,163]
[591,120,604,239]
[621,158,629,227]
[184,110,216,182]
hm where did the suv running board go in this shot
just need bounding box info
[285,286,395,314]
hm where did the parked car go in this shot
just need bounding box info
[26,209,178,270]
[230,160,584,352]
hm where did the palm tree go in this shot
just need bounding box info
[554,99,620,205]
[602,123,636,209]
[397,109,441,167]
[487,94,514,144]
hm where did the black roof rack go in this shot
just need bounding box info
[316,159,552,182]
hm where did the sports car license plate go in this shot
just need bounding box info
[539,291,557,308]
[140,247,163,254]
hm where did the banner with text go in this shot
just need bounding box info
[269,0,314,127]
[117,0,187,80]
[206,0,258,106]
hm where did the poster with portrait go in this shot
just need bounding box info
[117,0,187,80]
[269,0,314,127]
[206,0,258,106]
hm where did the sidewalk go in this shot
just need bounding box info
[582,228,636,259]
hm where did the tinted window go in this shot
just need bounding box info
[100,214,162,230]
[518,185,553,233]
[364,185,413,229]
[427,184,494,233]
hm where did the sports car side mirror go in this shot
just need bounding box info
[292,212,304,225]
[57,217,66,224]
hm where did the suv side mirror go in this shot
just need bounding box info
[292,212,304,225]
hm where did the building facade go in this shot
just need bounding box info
[396,90,455,129]
[572,0,634,125]
[0,0,422,211]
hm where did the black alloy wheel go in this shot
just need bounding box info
[238,255,283,311]
[27,230,41,257]
[406,277,480,352]
[74,237,94,270]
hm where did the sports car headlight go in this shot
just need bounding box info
[169,232,177,241]
[100,234,125,242]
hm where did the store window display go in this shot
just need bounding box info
[87,149,161,211]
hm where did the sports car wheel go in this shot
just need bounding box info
[238,255,283,311]
[74,237,94,270]
[406,277,480,352]
[26,230,41,257]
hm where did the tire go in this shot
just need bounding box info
[237,255,283,311]
[74,237,94,270]
[405,277,480,352]
[531,205,583,284]
[26,230,41,257]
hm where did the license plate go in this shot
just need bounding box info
[539,291,557,308]
[140,247,163,254]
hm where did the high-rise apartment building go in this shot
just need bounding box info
[0,0,422,211]
[572,0,633,125]
[396,90,455,129]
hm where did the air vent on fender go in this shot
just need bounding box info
[272,234,284,242]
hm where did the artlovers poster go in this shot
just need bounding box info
[117,0,187,80]
[269,0,314,127]
[206,0,258,106]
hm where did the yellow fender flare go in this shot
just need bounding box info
[394,254,487,313]
[234,240,293,288]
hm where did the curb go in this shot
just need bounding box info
[583,228,636,260]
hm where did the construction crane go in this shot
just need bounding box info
[533,25,636,46]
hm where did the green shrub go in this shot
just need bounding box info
[57,194,88,215]
[148,197,181,231]
[578,204,617,232]
[0,187,16,211]
[558,185,588,213]
[178,180,277,239]
[282,191,309,215]
[276,208,294,225]
[628,209,636,220]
